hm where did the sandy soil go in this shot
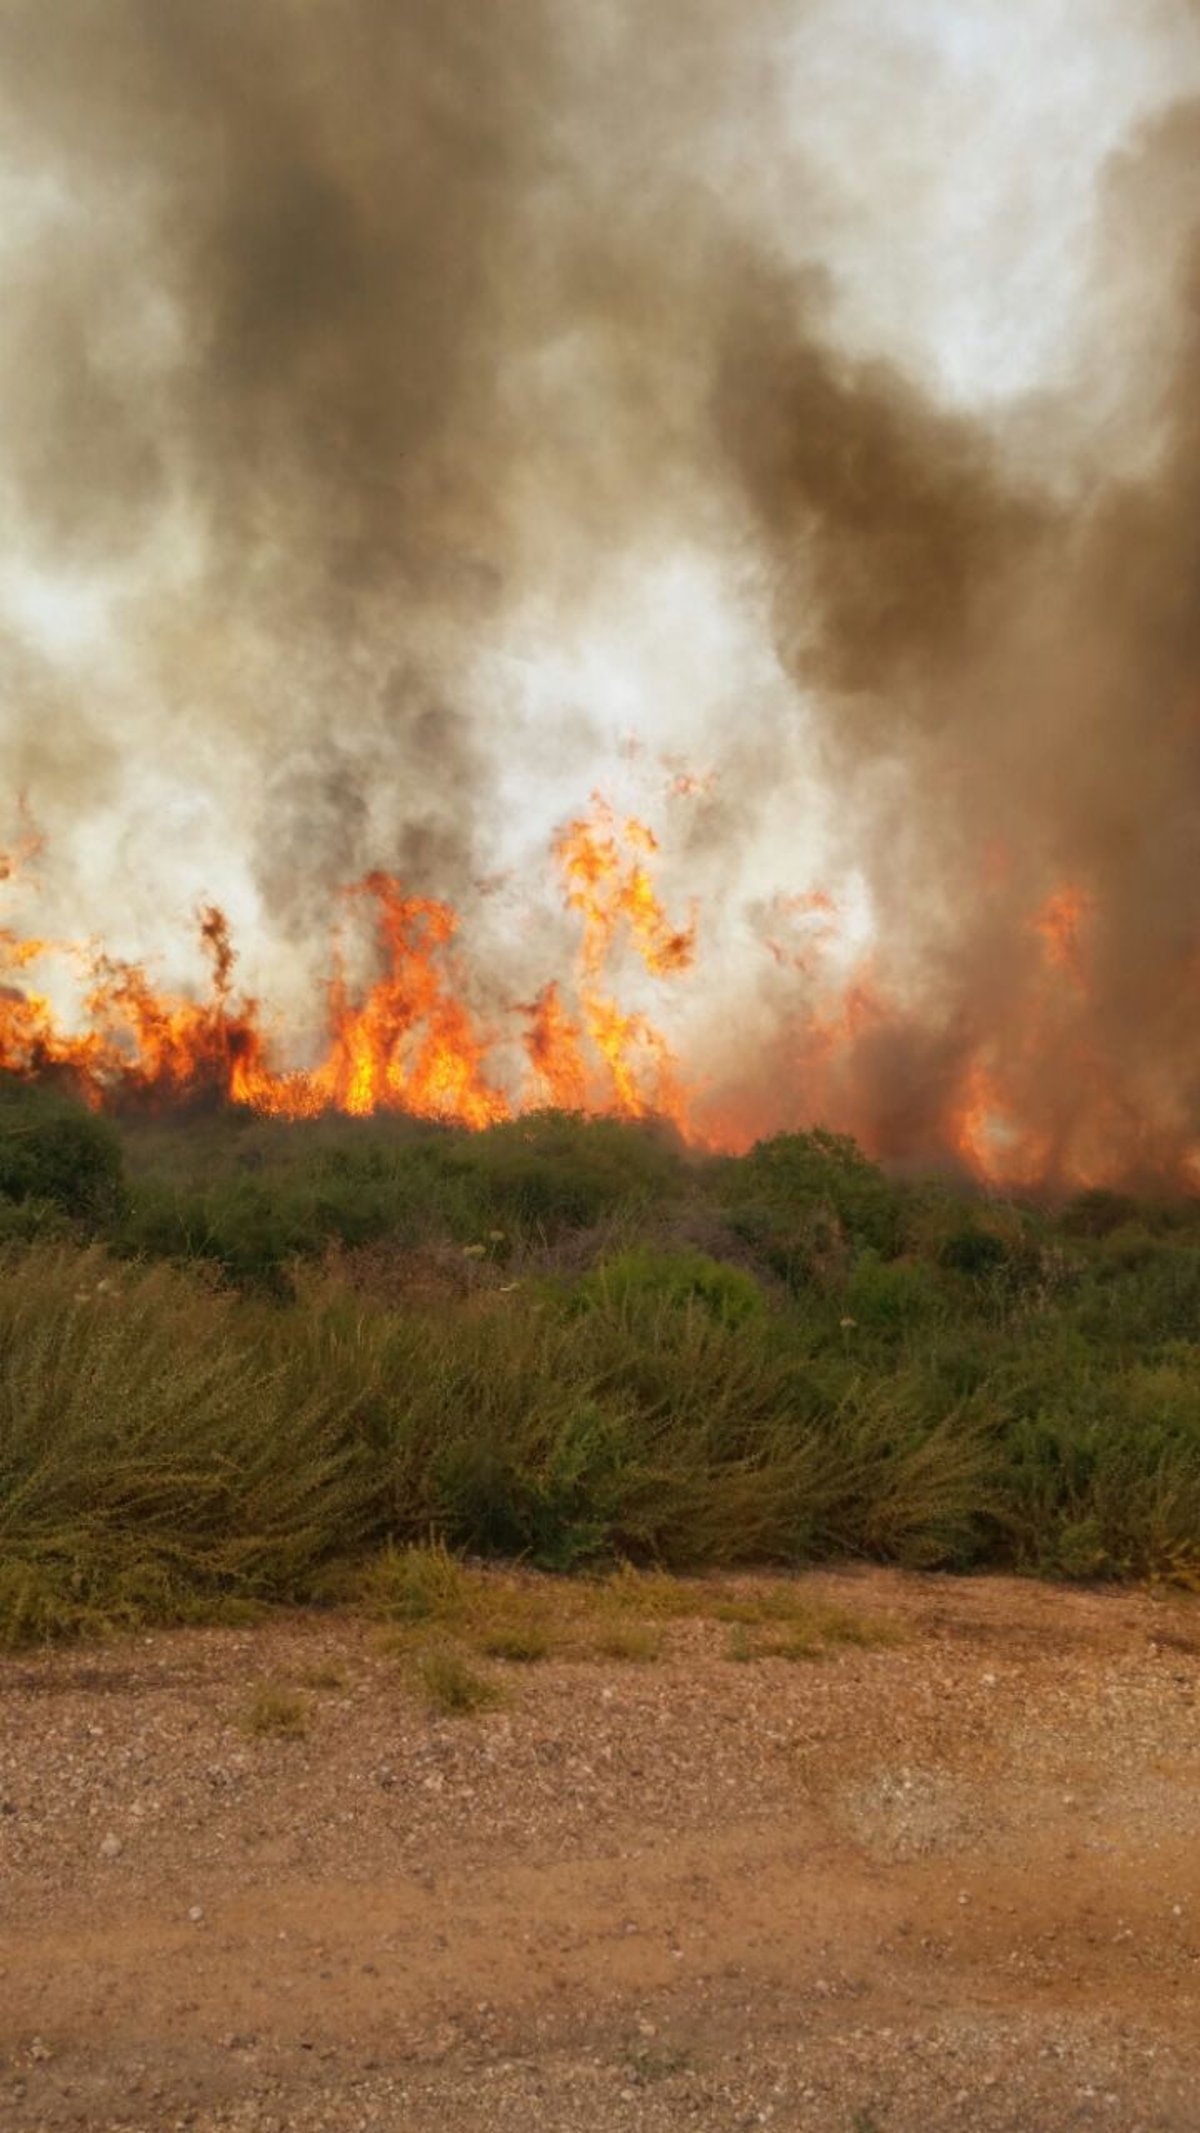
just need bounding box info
[2,1568,1198,2133]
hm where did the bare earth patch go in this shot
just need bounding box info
[1,1567,1198,2132]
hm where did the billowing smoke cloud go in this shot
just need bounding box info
[0,0,575,939]
[706,103,1200,1185]
[0,1,1198,1183]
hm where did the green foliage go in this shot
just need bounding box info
[937,1224,1010,1278]
[450,1111,685,1231]
[0,1105,1198,1642]
[845,1251,942,1335]
[0,1243,375,1644]
[0,1079,124,1222]
[110,1109,684,1288]
[570,1245,765,1326]
[731,1130,905,1255]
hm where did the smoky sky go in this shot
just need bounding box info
[1,1,1198,1180]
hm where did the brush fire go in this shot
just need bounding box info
[1,7,1198,1201]
[6,792,1192,1196]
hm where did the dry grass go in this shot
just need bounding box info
[294,1661,349,1691]
[414,1644,506,1717]
[362,1544,901,1679]
[239,1683,309,1738]
[588,1620,664,1663]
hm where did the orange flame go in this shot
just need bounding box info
[1032,881,1092,983]
[0,797,696,1136]
[554,797,697,981]
[3,810,1191,1191]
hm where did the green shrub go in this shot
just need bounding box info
[724,1130,905,1258]
[845,1251,942,1335]
[570,1246,765,1327]
[0,1080,124,1222]
[937,1225,1010,1279]
[453,1112,686,1232]
[2,1090,1199,1634]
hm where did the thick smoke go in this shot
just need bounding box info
[0,2,1198,1181]
[0,0,571,938]
[708,105,1200,1184]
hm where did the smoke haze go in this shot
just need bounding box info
[1,0,1199,1181]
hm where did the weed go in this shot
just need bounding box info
[359,1540,469,1626]
[240,1683,309,1738]
[589,1621,663,1663]
[414,1644,505,1716]
[479,1620,555,1663]
[295,1662,349,1690]
[622,2041,694,2084]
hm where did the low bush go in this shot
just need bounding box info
[568,1245,765,1327]
[1,1102,1198,1643]
[0,1079,124,1222]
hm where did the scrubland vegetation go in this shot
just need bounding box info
[2,1072,1199,1644]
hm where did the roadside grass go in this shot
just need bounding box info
[413,1643,506,1716]
[3,1099,1200,1651]
[0,1244,375,1647]
[362,1544,901,1674]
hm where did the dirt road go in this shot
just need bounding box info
[2,1569,1198,2132]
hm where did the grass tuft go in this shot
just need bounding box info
[240,1683,309,1737]
[414,1644,506,1716]
[588,1620,663,1663]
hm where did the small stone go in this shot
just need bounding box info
[99,1830,123,1860]
[187,1905,205,1923]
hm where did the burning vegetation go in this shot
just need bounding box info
[0,798,697,1136]
[0,5,1198,1196]
[3,790,1193,1196]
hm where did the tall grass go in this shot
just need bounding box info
[1,1100,1198,1642]
[0,1246,374,1643]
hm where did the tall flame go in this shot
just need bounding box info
[0,797,696,1136]
[1,803,1195,1191]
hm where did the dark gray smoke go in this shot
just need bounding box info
[708,105,1200,1184]
[0,0,570,932]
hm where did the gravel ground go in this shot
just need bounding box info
[1,1567,1198,2132]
